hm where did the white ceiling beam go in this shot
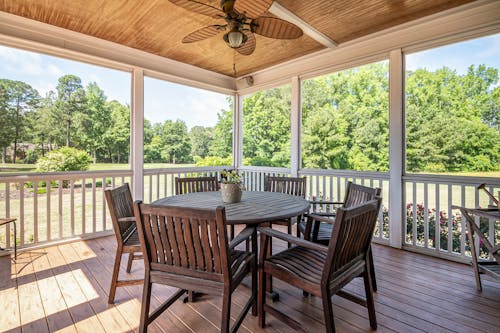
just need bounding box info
[268,2,337,48]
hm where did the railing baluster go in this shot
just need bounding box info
[82,177,86,235]
[460,185,466,257]
[92,178,96,233]
[447,184,453,253]
[5,181,10,249]
[102,176,106,232]
[20,181,25,247]
[47,181,51,241]
[59,179,64,239]
[34,181,38,243]
[424,182,429,248]
[435,184,440,252]
[70,180,75,237]
[412,182,417,246]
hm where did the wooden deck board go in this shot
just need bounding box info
[1,229,499,333]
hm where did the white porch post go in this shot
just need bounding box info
[131,68,144,200]
[290,76,301,177]
[233,93,243,169]
[388,49,404,248]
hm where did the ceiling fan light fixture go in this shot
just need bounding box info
[224,30,247,48]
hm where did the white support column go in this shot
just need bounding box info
[290,76,301,177]
[233,93,243,169]
[131,68,144,200]
[389,49,404,248]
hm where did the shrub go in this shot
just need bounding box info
[35,147,91,172]
[24,149,39,164]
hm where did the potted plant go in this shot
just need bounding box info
[220,169,243,203]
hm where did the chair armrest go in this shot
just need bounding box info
[229,226,255,250]
[305,213,336,224]
[257,227,328,253]
[309,200,343,205]
[118,216,136,223]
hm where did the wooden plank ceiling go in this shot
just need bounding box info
[0,0,476,77]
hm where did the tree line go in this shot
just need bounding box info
[1,62,499,173]
[0,75,130,164]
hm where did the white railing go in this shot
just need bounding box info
[3,166,498,263]
[143,166,229,203]
[403,174,500,262]
[0,170,132,252]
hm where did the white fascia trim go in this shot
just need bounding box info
[239,0,500,92]
[0,11,236,94]
[268,2,337,48]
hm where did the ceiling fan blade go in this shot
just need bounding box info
[252,17,303,39]
[236,31,256,56]
[182,25,224,43]
[169,0,223,18]
[234,0,272,18]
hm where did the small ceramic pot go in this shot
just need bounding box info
[220,183,242,203]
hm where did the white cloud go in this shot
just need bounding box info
[0,45,64,78]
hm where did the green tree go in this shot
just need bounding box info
[189,126,213,158]
[103,101,130,163]
[209,108,233,158]
[0,79,39,163]
[54,75,86,147]
[82,82,111,163]
[405,65,500,172]
[159,120,192,164]
[0,80,15,163]
[242,85,291,167]
[301,62,389,171]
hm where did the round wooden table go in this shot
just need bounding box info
[152,191,310,225]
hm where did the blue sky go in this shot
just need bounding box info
[0,33,499,128]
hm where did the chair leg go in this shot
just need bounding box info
[287,221,292,248]
[368,246,377,292]
[322,292,335,333]
[258,267,267,328]
[221,288,231,333]
[230,224,235,240]
[139,276,152,333]
[363,270,377,330]
[126,252,134,273]
[188,290,195,302]
[108,247,123,304]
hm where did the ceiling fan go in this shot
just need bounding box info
[168,0,303,56]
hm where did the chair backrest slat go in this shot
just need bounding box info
[344,182,381,208]
[134,203,229,280]
[264,176,306,198]
[175,176,219,195]
[105,183,135,243]
[323,198,381,282]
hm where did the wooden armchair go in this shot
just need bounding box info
[258,198,382,333]
[175,176,219,195]
[299,181,381,291]
[104,183,143,304]
[133,202,257,333]
[264,175,306,242]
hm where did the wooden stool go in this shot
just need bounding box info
[0,218,17,258]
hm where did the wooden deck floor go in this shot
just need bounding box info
[1,229,499,333]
